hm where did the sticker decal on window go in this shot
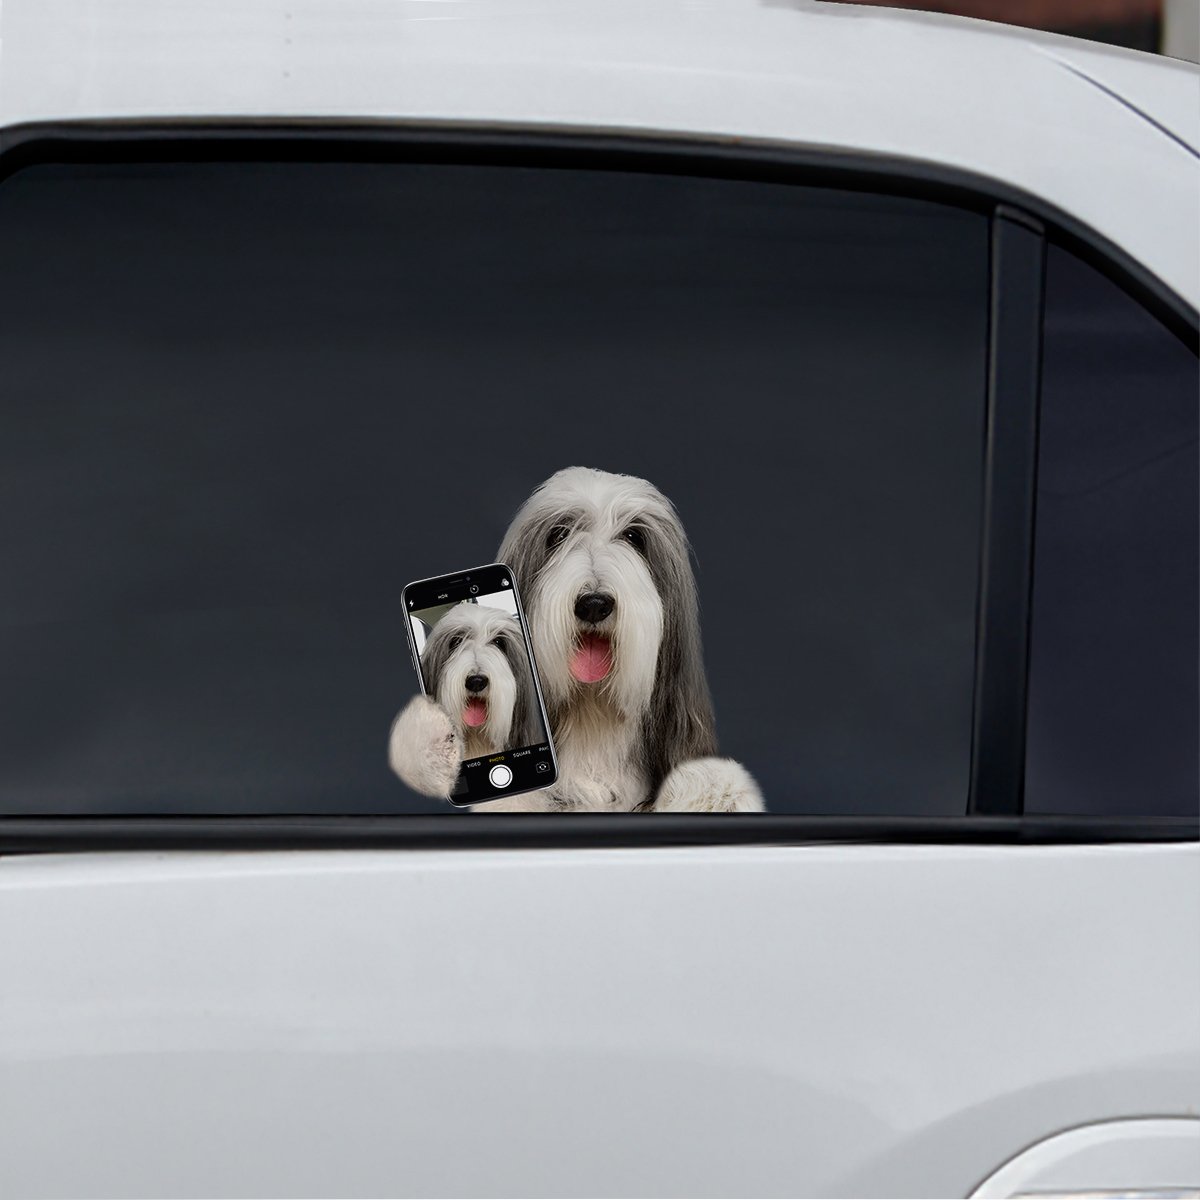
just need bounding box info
[389,467,766,813]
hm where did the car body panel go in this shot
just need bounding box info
[1,844,1197,1198]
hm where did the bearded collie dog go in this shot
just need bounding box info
[390,468,763,813]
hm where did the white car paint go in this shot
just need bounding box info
[1,845,1198,1198]
[0,0,1197,310]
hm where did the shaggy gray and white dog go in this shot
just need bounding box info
[419,603,541,759]
[389,467,764,812]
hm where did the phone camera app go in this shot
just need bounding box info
[406,570,549,799]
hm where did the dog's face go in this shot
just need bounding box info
[420,604,527,752]
[499,467,702,728]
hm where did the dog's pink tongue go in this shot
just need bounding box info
[570,633,613,683]
[463,698,487,727]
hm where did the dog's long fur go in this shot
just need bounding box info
[389,468,763,813]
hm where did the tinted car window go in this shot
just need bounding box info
[0,160,987,816]
[1025,243,1199,816]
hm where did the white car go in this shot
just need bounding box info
[0,1,1197,1197]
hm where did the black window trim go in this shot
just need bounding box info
[968,208,1046,817]
[0,119,1194,853]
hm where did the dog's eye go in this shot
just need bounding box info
[448,635,463,651]
[546,525,569,550]
[489,637,508,655]
[622,526,647,554]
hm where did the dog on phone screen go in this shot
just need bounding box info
[389,467,763,812]
[419,603,540,759]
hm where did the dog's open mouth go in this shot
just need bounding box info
[463,697,488,727]
[570,632,613,684]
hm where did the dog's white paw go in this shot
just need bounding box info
[653,757,766,813]
[387,695,463,799]
[471,792,559,813]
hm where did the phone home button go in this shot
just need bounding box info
[488,765,513,789]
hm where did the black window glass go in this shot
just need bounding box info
[1025,243,1199,816]
[0,160,987,816]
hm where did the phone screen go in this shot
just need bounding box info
[403,563,557,805]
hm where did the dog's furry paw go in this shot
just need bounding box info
[387,695,463,799]
[653,757,766,813]
[470,793,559,813]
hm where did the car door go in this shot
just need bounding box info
[1,127,1196,1199]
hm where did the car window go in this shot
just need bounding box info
[1024,243,1199,817]
[0,159,988,816]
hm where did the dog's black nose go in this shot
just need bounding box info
[465,674,488,693]
[574,592,615,624]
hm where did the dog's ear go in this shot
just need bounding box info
[498,491,567,730]
[497,621,540,748]
[498,505,553,605]
[512,634,542,748]
[640,508,718,789]
[418,621,453,697]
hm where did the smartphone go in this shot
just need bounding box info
[402,563,558,806]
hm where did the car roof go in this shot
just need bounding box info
[1,0,1197,311]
